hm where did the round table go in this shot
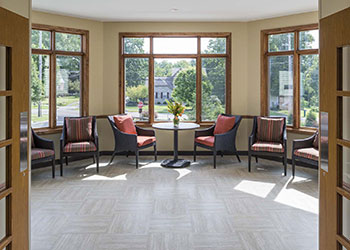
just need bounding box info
[152,122,200,168]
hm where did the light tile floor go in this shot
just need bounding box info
[31,155,318,250]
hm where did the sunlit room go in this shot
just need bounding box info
[0,0,350,249]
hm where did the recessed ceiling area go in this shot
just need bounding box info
[32,0,318,22]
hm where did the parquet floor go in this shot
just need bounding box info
[31,155,318,250]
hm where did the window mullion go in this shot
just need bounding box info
[149,56,154,124]
[196,37,201,123]
[293,31,300,129]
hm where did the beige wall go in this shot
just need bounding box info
[31,10,318,159]
[0,0,30,18]
[319,0,350,19]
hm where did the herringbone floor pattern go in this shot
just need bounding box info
[31,156,318,250]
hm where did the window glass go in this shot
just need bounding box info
[55,32,81,52]
[154,58,196,121]
[201,38,226,54]
[56,55,81,126]
[125,58,149,121]
[0,97,6,141]
[300,54,319,128]
[31,29,51,50]
[0,197,6,242]
[299,30,319,50]
[153,38,197,54]
[0,147,5,192]
[124,38,150,54]
[268,55,294,125]
[268,33,294,52]
[202,58,226,121]
[31,54,50,128]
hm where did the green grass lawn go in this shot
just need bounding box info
[126,105,169,113]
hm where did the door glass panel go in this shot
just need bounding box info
[153,38,197,54]
[0,97,7,141]
[300,54,319,128]
[268,55,294,125]
[123,37,150,54]
[343,97,350,141]
[0,147,6,192]
[31,54,50,128]
[343,46,350,91]
[201,38,226,54]
[343,146,350,192]
[0,197,6,241]
[0,46,8,91]
[201,58,226,121]
[154,58,196,121]
[124,58,149,121]
[55,32,81,52]
[56,55,81,126]
[343,196,350,241]
[268,33,294,52]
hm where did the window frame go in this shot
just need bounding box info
[119,32,232,125]
[31,24,89,133]
[261,24,319,133]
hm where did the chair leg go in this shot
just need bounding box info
[136,150,139,169]
[65,156,68,166]
[52,158,55,178]
[248,152,251,172]
[126,151,129,158]
[283,156,287,176]
[154,144,157,161]
[60,153,63,176]
[93,155,96,164]
[292,156,296,177]
[255,156,258,163]
[96,152,99,173]
[221,151,223,157]
[236,153,241,163]
[108,151,117,165]
[193,144,197,162]
[213,150,217,169]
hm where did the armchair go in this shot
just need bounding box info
[292,131,319,176]
[194,114,242,169]
[31,128,56,178]
[60,116,99,176]
[248,116,287,175]
[107,114,157,168]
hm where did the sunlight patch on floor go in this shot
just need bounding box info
[82,174,127,181]
[173,168,192,180]
[234,180,275,198]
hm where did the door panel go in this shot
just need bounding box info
[0,7,30,250]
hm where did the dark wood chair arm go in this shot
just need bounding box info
[292,134,316,151]
[32,130,54,150]
[136,126,155,136]
[249,117,257,148]
[195,125,215,138]
[93,117,99,150]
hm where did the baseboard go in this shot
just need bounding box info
[31,150,317,170]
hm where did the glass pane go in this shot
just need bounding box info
[0,198,5,241]
[124,37,150,54]
[268,55,294,125]
[201,58,226,121]
[343,196,350,241]
[154,58,196,121]
[153,38,197,54]
[31,29,51,50]
[344,97,350,141]
[0,46,7,91]
[31,54,50,128]
[56,55,81,126]
[300,54,319,128]
[299,30,319,50]
[201,38,226,54]
[343,46,350,91]
[55,32,81,52]
[124,58,149,121]
[0,147,6,192]
[343,146,350,192]
[0,97,6,141]
[268,33,294,52]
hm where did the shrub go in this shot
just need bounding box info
[305,111,317,127]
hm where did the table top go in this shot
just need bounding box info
[152,122,200,131]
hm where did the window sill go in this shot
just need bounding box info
[287,127,317,135]
[34,127,62,135]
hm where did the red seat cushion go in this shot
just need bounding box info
[64,141,97,153]
[195,136,215,147]
[113,114,137,135]
[31,148,55,160]
[251,141,284,153]
[137,136,156,147]
[294,147,319,161]
[65,117,93,143]
[257,117,284,143]
[214,115,236,135]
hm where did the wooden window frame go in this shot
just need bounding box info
[31,24,89,134]
[261,24,319,134]
[119,32,232,125]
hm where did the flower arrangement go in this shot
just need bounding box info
[166,100,185,127]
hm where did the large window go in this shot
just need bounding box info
[261,24,319,130]
[120,33,231,124]
[31,24,89,130]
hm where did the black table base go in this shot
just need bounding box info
[160,159,191,168]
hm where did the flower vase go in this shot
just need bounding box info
[173,116,179,127]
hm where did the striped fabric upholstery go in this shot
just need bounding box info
[294,147,319,161]
[66,117,93,143]
[313,132,319,148]
[257,117,284,143]
[251,141,284,153]
[31,148,55,160]
[64,141,97,153]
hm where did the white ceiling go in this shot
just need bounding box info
[32,0,318,22]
